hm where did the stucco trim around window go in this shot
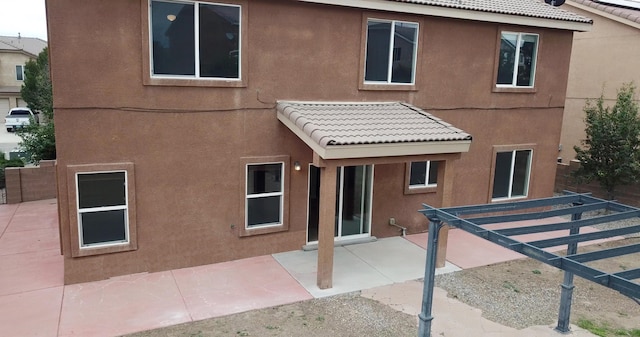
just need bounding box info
[358,12,421,91]
[488,144,537,203]
[66,163,137,257]
[141,0,248,87]
[238,155,290,237]
[404,160,439,195]
[492,29,541,93]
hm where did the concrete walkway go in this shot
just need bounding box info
[0,199,601,337]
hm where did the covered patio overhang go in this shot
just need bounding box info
[417,192,640,337]
[277,101,472,289]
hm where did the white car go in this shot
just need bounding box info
[5,107,38,132]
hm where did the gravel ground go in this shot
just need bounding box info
[433,203,640,331]
[124,292,417,337]
[435,238,640,331]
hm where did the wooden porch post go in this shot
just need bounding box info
[435,159,456,267]
[317,164,337,289]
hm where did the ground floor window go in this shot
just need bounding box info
[492,149,532,200]
[77,172,128,246]
[409,161,438,188]
[246,162,284,228]
[67,163,137,257]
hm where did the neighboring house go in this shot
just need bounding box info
[0,35,47,112]
[46,0,591,287]
[559,0,640,163]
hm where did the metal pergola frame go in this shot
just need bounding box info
[417,192,640,337]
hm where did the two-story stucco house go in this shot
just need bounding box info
[46,0,592,287]
[0,35,47,112]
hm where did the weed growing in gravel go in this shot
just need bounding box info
[502,281,520,293]
[532,269,541,275]
[577,318,640,337]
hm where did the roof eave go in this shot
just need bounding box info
[297,0,593,31]
[321,140,472,159]
[567,0,640,30]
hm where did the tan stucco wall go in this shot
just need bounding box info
[0,51,32,110]
[47,0,575,283]
[0,51,30,87]
[560,2,640,163]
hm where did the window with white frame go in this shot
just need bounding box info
[150,0,240,79]
[16,65,24,81]
[246,163,284,228]
[496,32,538,87]
[492,150,532,200]
[76,171,129,247]
[409,161,438,188]
[364,19,418,84]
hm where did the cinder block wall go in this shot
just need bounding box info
[6,160,57,204]
[555,161,640,207]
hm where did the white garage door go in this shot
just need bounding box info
[0,98,9,114]
[17,98,27,107]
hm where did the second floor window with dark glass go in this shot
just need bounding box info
[496,32,538,87]
[150,0,240,79]
[364,19,418,84]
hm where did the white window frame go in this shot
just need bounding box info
[16,65,24,81]
[409,161,437,189]
[492,149,532,201]
[245,162,284,229]
[364,18,419,85]
[496,32,539,88]
[148,0,242,81]
[76,170,130,249]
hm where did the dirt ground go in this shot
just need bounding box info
[124,238,640,337]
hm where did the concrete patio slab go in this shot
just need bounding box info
[0,227,60,255]
[273,237,461,298]
[274,246,393,298]
[0,249,63,296]
[171,255,313,320]
[0,286,63,337]
[345,236,461,282]
[58,271,191,337]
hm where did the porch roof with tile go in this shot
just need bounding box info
[277,101,472,160]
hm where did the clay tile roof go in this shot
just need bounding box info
[570,0,640,24]
[277,101,471,148]
[386,0,593,23]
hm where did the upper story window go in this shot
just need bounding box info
[150,0,240,80]
[409,161,438,188]
[496,32,538,88]
[492,149,532,200]
[364,19,418,85]
[16,65,24,81]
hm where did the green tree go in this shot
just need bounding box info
[18,47,55,163]
[573,83,640,200]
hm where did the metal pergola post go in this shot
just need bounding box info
[556,203,583,333]
[418,216,444,337]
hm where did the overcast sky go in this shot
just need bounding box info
[0,0,47,40]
